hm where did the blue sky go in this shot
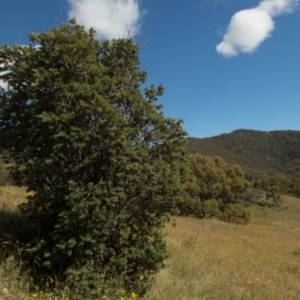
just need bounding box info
[1,0,299,138]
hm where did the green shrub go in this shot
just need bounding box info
[181,154,249,224]
[222,203,250,225]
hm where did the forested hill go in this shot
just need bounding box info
[188,129,300,177]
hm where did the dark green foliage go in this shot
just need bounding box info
[188,129,300,176]
[0,21,188,298]
[188,129,300,197]
[0,152,12,185]
[181,153,249,224]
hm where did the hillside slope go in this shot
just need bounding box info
[188,129,300,177]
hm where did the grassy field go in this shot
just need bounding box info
[145,196,300,300]
[1,186,300,299]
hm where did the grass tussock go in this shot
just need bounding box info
[1,187,300,299]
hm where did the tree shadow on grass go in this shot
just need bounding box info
[0,208,22,259]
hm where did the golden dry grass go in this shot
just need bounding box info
[248,195,300,232]
[1,187,300,300]
[0,185,28,211]
[146,195,300,300]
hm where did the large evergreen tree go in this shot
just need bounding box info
[0,20,188,298]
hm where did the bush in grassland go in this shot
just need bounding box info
[181,153,250,224]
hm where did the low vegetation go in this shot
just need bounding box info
[1,187,300,299]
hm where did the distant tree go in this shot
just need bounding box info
[291,177,300,197]
[182,153,249,224]
[181,180,203,217]
[222,203,250,225]
[203,199,220,219]
[266,185,282,207]
[0,20,188,298]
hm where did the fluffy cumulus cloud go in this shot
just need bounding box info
[67,0,143,40]
[216,0,299,57]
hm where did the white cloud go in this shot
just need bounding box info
[258,0,298,16]
[216,0,299,57]
[216,8,274,57]
[67,0,143,40]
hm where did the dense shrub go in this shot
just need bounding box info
[181,153,249,224]
[222,203,250,225]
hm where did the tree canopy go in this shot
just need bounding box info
[182,153,249,224]
[0,20,188,298]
